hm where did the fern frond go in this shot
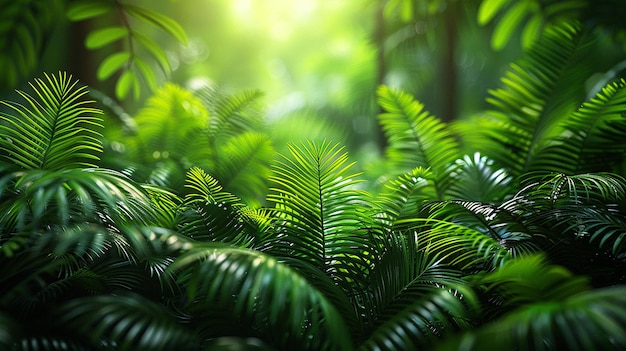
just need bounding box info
[264,140,378,293]
[215,131,274,205]
[519,173,626,256]
[170,246,354,351]
[180,167,257,247]
[424,200,543,261]
[359,232,476,349]
[553,78,626,173]
[0,168,158,233]
[0,72,103,170]
[377,167,436,224]
[56,293,197,351]
[404,217,512,271]
[446,153,513,202]
[195,85,265,139]
[131,83,209,165]
[437,257,626,351]
[377,85,460,199]
[468,22,595,177]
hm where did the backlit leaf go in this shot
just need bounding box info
[86,27,128,49]
[97,52,130,80]
[124,4,187,44]
[66,1,113,21]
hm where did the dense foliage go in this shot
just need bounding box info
[2,1,626,350]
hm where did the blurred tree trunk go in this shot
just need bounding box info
[67,20,99,88]
[374,0,388,153]
[441,2,458,123]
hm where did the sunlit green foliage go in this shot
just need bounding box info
[2,1,626,351]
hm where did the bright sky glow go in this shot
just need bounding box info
[232,0,319,41]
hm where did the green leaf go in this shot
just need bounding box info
[134,32,171,73]
[66,1,113,21]
[134,57,158,91]
[492,1,530,50]
[521,14,543,50]
[116,69,139,100]
[97,52,130,80]
[86,27,128,49]
[478,0,511,25]
[124,4,187,45]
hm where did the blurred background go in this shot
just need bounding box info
[4,0,625,167]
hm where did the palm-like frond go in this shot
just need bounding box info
[377,85,460,199]
[359,233,476,350]
[423,198,545,261]
[436,255,626,351]
[214,131,274,206]
[131,83,208,163]
[480,254,591,308]
[109,83,210,190]
[169,246,354,351]
[377,167,436,224]
[446,153,513,202]
[404,217,513,271]
[462,22,595,177]
[552,78,626,173]
[0,168,158,234]
[0,72,103,170]
[55,293,197,351]
[517,173,626,282]
[425,172,626,285]
[179,167,258,247]
[195,85,265,140]
[263,140,379,294]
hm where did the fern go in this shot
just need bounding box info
[478,0,586,50]
[377,85,460,199]
[180,167,258,247]
[0,72,103,170]
[215,132,274,206]
[169,246,354,351]
[462,22,595,177]
[263,140,378,296]
[552,78,626,173]
[436,255,626,351]
[359,233,476,350]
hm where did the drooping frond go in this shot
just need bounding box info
[551,78,626,173]
[377,167,436,224]
[359,233,476,350]
[179,167,258,247]
[0,168,158,234]
[464,22,595,177]
[130,83,209,166]
[169,246,354,351]
[264,140,378,294]
[436,255,626,351]
[55,293,197,351]
[446,153,513,202]
[401,217,512,271]
[214,131,274,205]
[423,200,542,261]
[195,84,265,139]
[0,72,103,170]
[519,172,626,258]
[377,85,460,199]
